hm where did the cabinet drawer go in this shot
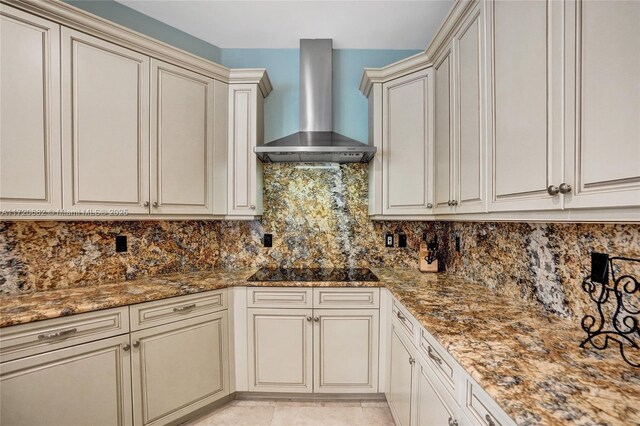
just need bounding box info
[419,329,458,397]
[0,307,129,363]
[392,300,418,342]
[130,290,226,331]
[247,288,313,309]
[313,288,380,308]
[465,379,514,426]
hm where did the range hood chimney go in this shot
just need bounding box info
[254,39,376,163]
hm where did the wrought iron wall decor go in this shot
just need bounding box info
[580,253,639,367]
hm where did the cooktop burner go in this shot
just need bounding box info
[247,268,379,282]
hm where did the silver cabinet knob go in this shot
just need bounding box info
[451,200,458,206]
[313,317,320,322]
[250,205,256,210]
[408,357,415,365]
[447,200,452,206]
[144,201,149,207]
[559,183,572,194]
[132,340,140,348]
[485,415,496,426]
[427,203,433,209]
[306,316,312,322]
[122,343,131,351]
[448,417,459,426]
[547,185,560,196]
[152,201,158,208]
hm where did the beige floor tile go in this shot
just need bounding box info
[362,406,395,426]
[231,399,279,407]
[276,401,326,407]
[190,405,275,426]
[271,406,365,425]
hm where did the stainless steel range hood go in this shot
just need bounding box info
[254,39,376,163]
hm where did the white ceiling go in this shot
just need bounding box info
[115,0,453,49]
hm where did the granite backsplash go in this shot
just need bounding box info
[1,163,638,321]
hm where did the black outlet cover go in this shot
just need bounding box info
[591,252,609,284]
[455,235,461,252]
[115,235,127,253]
[263,234,273,248]
[398,234,407,248]
[385,234,394,248]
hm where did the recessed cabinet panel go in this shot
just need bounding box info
[62,28,149,213]
[0,335,132,426]
[0,5,61,210]
[489,0,562,211]
[150,60,214,214]
[434,50,454,213]
[415,362,459,426]
[382,69,434,215]
[564,0,640,208]
[387,325,414,426]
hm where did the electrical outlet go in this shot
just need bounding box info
[263,233,273,248]
[398,234,407,248]
[455,235,461,252]
[385,234,394,248]
[115,235,127,253]
[591,252,609,284]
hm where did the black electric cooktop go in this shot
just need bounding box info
[247,268,379,282]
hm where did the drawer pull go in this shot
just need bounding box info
[485,414,496,426]
[173,303,196,313]
[396,311,407,322]
[427,346,443,365]
[448,417,459,426]
[38,327,78,340]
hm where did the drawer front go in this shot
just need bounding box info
[247,288,313,309]
[419,329,457,396]
[130,290,227,331]
[392,300,417,342]
[0,307,129,363]
[465,380,515,426]
[313,288,380,309]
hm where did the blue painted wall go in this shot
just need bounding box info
[64,1,420,142]
[63,0,222,62]
[222,49,420,142]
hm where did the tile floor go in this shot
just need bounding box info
[183,399,395,426]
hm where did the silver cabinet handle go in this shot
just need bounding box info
[485,414,496,426]
[547,185,560,196]
[559,183,572,194]
[122,343,131,351]
[133,340,140,348]
[427,203,433,209]
[38,327,78,340]
[152,201,158,208]
[448,417,459,426]
[313,317,320,322]
[306,316,312,322]
[427,346,443,365]
[409,357,415,365]
[173,303,196,313]
[144,201,149,207]
[396,311,407,322]
[250,205,256,210]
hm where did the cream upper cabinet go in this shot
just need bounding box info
[0,334,133,426]
[434,47,455,214]
[150,59,214,215]
[131,312,229,426]
[0,5,61,212]
[563,0,640,209]
[61,28,150,214]
[313,309,379,393]
[228,84,264,218]
[382,69,434,215]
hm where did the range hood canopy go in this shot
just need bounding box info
[254,39,376,164]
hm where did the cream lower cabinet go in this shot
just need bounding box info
[388,323,415,426]
[131,311,229,425]
[0,334,133,426]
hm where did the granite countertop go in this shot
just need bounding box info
[1,268,637,425]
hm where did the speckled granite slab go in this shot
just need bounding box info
[0,268,637,425]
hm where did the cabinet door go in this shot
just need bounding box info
[434,48,455,214]
[414,360,460,426]
[313,309,379,393]
[382,69,434,215]
[454,5,486,214]
[131,312,229,426]
[487,0,564,211]
[563,0,640,209]
[388,324,414,426]
[247,308,313,392]
[61,28,150,213]
[150,60,214,215]
[228,84,263,217]
[0,335,132,426]
[0,5,61,211]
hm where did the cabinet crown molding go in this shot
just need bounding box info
[4,0,271,95]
